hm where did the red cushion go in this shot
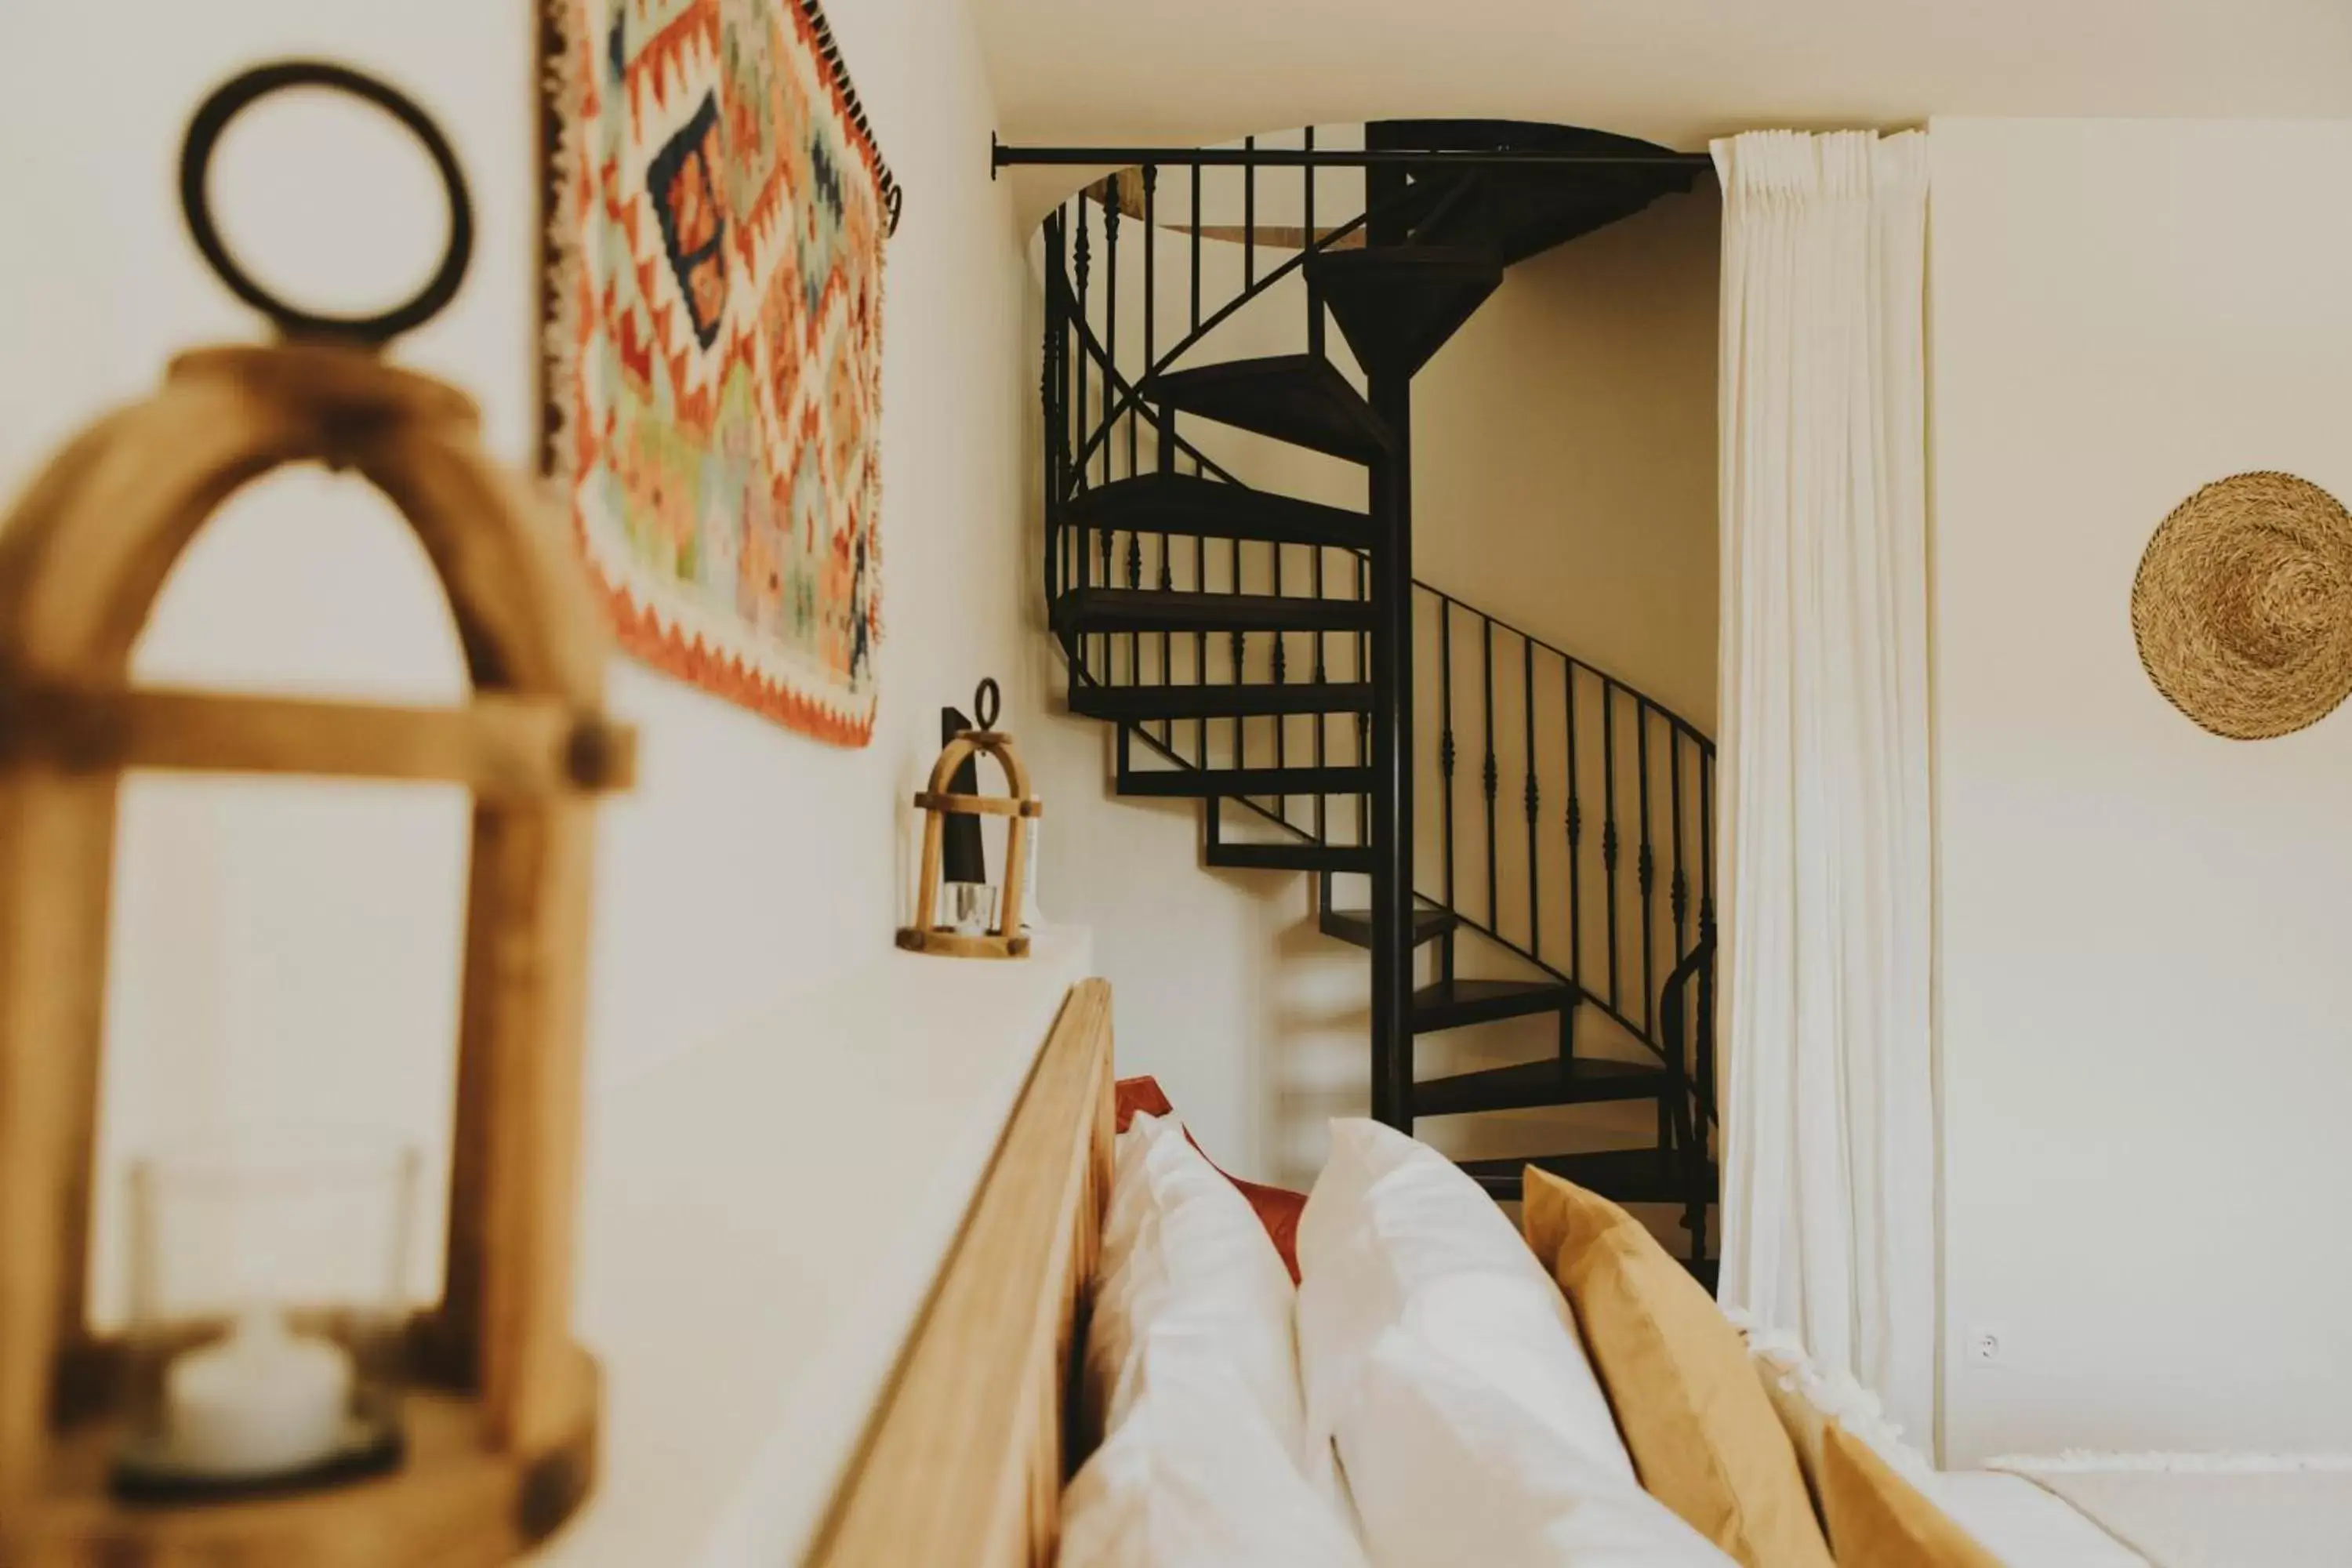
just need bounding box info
[1114,1075,1305,1283]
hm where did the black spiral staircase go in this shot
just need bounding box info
[1007,122,1721,1266]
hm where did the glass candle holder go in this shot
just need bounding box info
[112,1127,419,1499]
[947,879,998,937]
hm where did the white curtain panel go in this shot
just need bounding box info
[1711,129,1936,1446]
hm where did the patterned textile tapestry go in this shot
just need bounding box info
[548,0,900,744]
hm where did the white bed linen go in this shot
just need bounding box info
[1934,1472,2150,1566]
[1986,1459,2352,1568]
[1338,1322,1733,1567]
[1295,1119,1632,1498]
[1061,1339,1369,1568]
[1088,1111,1305,1461]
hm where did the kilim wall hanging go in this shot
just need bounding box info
[544,0,901,744]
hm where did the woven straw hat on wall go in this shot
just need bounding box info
[2132,471,2352,741]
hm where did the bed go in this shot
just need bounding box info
[794,979,2345,1567]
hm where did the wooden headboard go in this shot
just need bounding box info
[805,978,1114,1567]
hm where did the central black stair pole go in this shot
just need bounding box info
[1365,140,1414,1131]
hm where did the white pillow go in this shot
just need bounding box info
[1087,1112,1305,1462]
[1343,1320,1735,1567]
[1295,1118,1632,1494]
[1061,1338,1371,1568]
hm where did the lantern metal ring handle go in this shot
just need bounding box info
[180,59,475,347]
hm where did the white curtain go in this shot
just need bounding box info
[1711,129,1936,1446]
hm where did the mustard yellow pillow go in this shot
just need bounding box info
[1523,1168,1833,1568]
[1820,1424,2000,1567]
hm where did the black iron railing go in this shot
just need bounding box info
[1419,588,1715,1053]
[1034,132,1715,1135]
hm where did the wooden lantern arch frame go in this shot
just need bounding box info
[0,342,633,1563]
[898,722,1040,960]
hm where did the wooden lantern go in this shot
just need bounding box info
[896,681,1040,960]
[0,338,633,1564]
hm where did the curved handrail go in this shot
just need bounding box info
[1143,203,1369,379]
[1414,581,1713,753]
[1051,265,1245,494]
[1062,164,1451,481]
[1656,925,1717,1124]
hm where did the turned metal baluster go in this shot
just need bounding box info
[1042,211,1061,609]
[1143,165,1171,742]
[1232,156,1247,773]
[1073,200,1090,500]
[1103,187,1132,688]
[1136,168,1152,488]
[1156,536,1173,743]
[1232,614,1246,773]
[1268,140,1290,817]
[1314,543,1327,842]
[1072,201,1096,680]
[1243,136,1256,289]
[1602,677,1621,1013]
[1663,720,1690,1179]
[1127,532,1144,696]
[1439,595,1456,925]
[1305,125,1324,359]
[1272,546,1287,825]
[1648,730,1669,1164]
[1639,701,1655,1036]
[1671,728,1689,959]
[1303,140,1325,840]
[1482,616,1498,935]
[1190,162,1207,765]
[1564,660,1583,994]
[1102,186,1118,492]
[1523,636,1540,960]
[1697,750,1717,1131]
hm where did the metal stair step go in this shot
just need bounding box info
[1319,904,1458,951]
[1412,1056,1669,1118]
[1411,977,1578,1033]
[1145,354,1391,464]
[1305,245,1503,379]
[1204,840,1376,874]
[1064,472,1373,549]
[1373,119,1702,267]
[1120,765,1374,800]
[1069,681,1375,721]
[1415,169,1687,267]
[1054,587,1376,637]
[1457,1147,1716,1207]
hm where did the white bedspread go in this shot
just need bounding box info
[1985,1456,2352,1568]
[1935,1472,2150,1566]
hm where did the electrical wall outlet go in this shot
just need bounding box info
[1964,1323,2007,1368]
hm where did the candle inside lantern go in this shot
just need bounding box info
[164,1308,353,1477]
[114,1129,418,1496]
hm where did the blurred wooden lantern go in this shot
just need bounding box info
[0,60,633,1566]
[898,679,1040,960]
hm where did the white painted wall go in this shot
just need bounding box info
[1929,117,2352,1463]
[1417,187,1719,731]
[0,0,1036,1316]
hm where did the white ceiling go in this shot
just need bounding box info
[978,0,2352,184]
